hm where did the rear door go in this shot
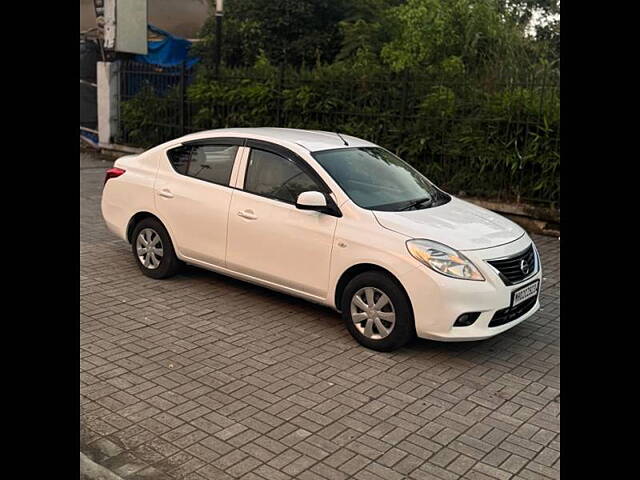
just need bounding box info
[155,138,244,266]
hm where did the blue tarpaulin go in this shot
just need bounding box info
[134,24,200,67]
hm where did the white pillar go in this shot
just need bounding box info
[97,61,120,146]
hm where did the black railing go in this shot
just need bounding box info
[118,60,197,144]
[116,60,560,207]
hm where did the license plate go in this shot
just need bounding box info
[512,280,539,307]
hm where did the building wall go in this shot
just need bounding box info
[80,0,210,39]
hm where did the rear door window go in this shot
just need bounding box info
[167,144,239,186]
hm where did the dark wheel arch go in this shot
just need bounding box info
[126,212,164,244]
[334,264,413,315]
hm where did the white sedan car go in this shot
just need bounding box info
[102,128,541,351]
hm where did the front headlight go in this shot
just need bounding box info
[406,239,485,281]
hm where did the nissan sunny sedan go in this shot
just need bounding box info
[101,128,541,351]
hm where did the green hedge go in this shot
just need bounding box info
[120,63,559,206]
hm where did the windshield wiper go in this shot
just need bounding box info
[400,196,433,211]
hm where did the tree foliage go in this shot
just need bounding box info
[122,0,560,205]
[195,0,349,68]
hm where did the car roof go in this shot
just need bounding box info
[176,127,377,153]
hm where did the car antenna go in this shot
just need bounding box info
[335,132,349,146]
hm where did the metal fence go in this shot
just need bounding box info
[118,61,197,143]
[117,60,560,206]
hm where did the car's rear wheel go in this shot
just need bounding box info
[131,218,181,279]
[341,271,415,351]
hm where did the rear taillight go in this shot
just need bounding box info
[104,167,126,185]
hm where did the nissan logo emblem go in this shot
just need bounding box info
[520,259,530,275]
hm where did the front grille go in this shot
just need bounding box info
[489,296,537,328]
[487,244,536,285]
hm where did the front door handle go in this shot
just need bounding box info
[237,210,257,220]
[158,188,174,199]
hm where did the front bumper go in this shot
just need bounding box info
[400,234,542,341]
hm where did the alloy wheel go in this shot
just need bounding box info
[135,228,164,269]
[350,287,396,340]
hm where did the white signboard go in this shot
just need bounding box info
[105,0,148,55]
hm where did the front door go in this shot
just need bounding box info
[226,147,338,298]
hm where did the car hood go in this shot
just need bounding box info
[372,197,524,251]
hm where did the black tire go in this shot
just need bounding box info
[341,271,415,352]
[131,217,181,279]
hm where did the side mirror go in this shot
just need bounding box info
[296,191,343,217]
[296,191,327,211]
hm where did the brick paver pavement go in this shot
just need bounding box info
[81,151,560,480]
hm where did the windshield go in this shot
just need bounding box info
[313,147,450,211]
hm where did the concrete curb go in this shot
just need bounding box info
[461,196,560,237]
[98,143,145,154]
[80,452,124,480]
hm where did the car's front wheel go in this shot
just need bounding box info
[341,271,415,351]
[131,218,181,279]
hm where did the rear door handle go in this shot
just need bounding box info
[158,188,174,199]
[237,210,257,220]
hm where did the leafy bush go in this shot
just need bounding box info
[119,0,559,206]
[119,84,183,147]
[120,59,559,205]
